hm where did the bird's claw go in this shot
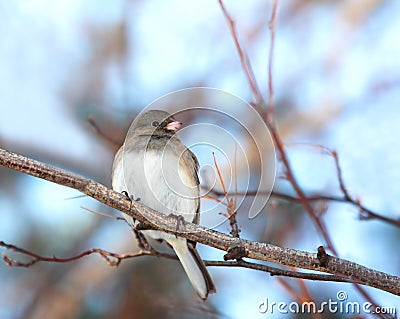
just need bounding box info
[121,191,140,202]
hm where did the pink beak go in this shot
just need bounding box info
[166,120,182,132]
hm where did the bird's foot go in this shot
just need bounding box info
[121,191,140,202]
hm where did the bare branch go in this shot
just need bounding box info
[212,151,227,196]
[87,115,120,146]
[0,240,177,267]
[211,152,240,238]
[80,206,126,221]
[216,3,393,316]
[205,188,400,228]
[0,240,364,287]
[218,0,264,105]
[217,0,336,255]
[267,0,279,121]
[0,148,399,296]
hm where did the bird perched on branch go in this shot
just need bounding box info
[112,109,215,299]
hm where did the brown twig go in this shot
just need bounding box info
[332,150,350,199]
[201,194,228,206]
[267,0,279,121]
[87,115,120,146]
[229,145,240,238]
[218,0,335,253]
[211,152,241,237]
[273,128,337,251]
[0,240,364,286]
[80,206,126,221]
[276,275,324,319]
[212,152,227,196]
[218,0,264,105]
[208,140,399,226]
[204,188,400,227]
[322,148,399,225]
[0,240,176,267]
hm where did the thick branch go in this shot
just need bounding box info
[0,148,399,296]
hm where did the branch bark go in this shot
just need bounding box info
[1,148,399,296]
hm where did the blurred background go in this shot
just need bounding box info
[0,0,400,318]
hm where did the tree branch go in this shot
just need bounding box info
[0,148,399,296]
[218,0,264,105]
[0,240,175,267]
[205,189,400,228]
[0,240,364,286]
[216,2,393,313]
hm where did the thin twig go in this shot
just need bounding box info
[87,115,120,146]
[80,206,126,221]
[204,188,400,227]
[332,150,351,200]
[212,152,227,195]
[218,0,335,252]
[0,240,363,286]
[218,0,264,105]
[201,194,228,206]
[230,145,240,237]
[267,0,279,121]
[0,240,176,267]
[210,151,241,237]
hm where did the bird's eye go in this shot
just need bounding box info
[151,121,159,127]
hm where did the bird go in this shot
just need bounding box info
[111,109,216,300]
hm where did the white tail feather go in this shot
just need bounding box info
[169,238,208,299]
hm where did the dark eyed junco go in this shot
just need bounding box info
[112,109,216,299]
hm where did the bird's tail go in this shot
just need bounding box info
[170,238,216,300]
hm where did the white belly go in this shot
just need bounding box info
[112,147,199,240]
